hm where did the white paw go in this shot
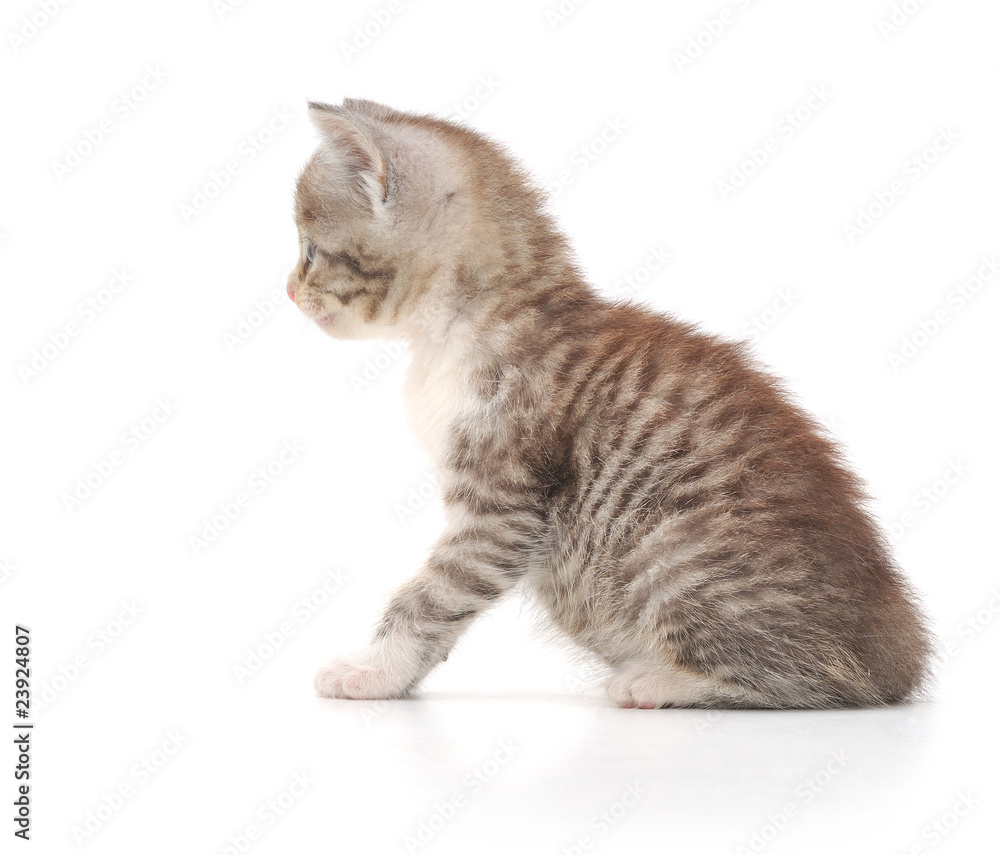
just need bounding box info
[607,664,712,709]
[313,658,408,700]
[607,672,671,709]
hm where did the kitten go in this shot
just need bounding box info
[290,98,930,709]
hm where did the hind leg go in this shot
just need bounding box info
[607,662,721,709]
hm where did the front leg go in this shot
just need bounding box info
[314,498,543,700]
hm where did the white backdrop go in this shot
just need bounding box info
[2,1,998,853]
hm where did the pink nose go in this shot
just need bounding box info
[286,274,297,302]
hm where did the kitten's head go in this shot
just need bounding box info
[287,99,466,341]
[288,99,559,342]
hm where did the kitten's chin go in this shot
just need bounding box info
[310,310,383,341]
[315,313,341,335]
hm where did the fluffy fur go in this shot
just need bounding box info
[289,98,930,709]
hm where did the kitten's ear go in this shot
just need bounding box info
[308,101,389,208]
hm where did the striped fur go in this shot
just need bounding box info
[292,99,931,709]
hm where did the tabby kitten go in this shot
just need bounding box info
[290,99,929,709]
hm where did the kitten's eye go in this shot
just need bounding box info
[305,241,317,267]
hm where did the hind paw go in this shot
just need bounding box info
[607,664,713,709]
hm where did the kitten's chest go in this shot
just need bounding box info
[402,345,481,464]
